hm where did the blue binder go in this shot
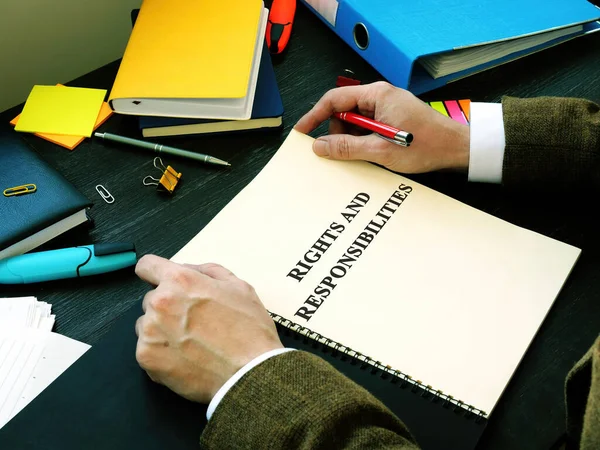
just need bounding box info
[300,0,600,94]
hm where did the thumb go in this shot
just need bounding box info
[313,134,388,164]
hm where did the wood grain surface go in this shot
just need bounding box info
[1,4,599,449]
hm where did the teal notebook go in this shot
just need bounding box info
[0,131,91,260]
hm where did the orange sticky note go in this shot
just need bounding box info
[458,99,471,121]
[11,85,113,150]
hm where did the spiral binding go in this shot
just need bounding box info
[270,312,487,421]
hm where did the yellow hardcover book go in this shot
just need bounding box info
[109,0,268,120]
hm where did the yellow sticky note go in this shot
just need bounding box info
[11,103,113,151]
[429,101,449,117]
[15,85,107,137]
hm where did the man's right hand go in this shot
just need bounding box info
[294,82,470,174]
[134,255,284,404]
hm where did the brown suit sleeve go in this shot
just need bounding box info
[200,351,420,450]
[501,96,600,190]
[564,335,600,449]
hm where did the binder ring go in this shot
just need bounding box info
[353,23,369,50]
[269,311,487,420]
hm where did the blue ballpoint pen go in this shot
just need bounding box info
[0,243,137,284]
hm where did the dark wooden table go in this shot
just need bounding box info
[2,4,600,449]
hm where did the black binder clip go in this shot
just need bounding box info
[143,157,182,194]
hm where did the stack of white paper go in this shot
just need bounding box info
[0,297,90,429]
[0,296,55,331]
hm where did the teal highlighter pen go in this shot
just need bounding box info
[0,243,137,284]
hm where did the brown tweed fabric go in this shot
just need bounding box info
[565,336,600,450]
[201,351,418,449]
[502,96,600,190]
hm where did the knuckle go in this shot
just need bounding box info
[135,344,153,368]
[323,86,354,109]
[203,263,227,276]
[324,87,340,100]
[169,267,193,286]
[238,280,256,296]
[316,89,334,109]
[373,81,394,94]
[147,371,161,384]
[135,315,144,335]
[372,139,396,166]
[148,293,172,313]
[142,291,153,311]
[374,137,391,152]
[378,151,396,168]
[372,80,390,89]
[374,82,402,103]
[334,136,352,160]
[140,318,157,337]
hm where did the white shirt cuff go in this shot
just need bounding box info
[468,102,506,183]
[206,347,295,420]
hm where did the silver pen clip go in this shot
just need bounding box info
[376,133,411,148]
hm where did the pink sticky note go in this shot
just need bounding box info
[444,100,468,125]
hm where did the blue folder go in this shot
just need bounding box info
[300,0,600,94]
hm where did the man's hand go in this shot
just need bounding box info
[295,82,470,174]
[134,255,283,404]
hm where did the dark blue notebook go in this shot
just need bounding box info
[139,46,284,138]
[0,131,92,259]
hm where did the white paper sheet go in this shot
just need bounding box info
[0,297,90,429]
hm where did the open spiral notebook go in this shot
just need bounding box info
[172,130,580,428]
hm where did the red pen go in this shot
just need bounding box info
[333,112,413,147]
